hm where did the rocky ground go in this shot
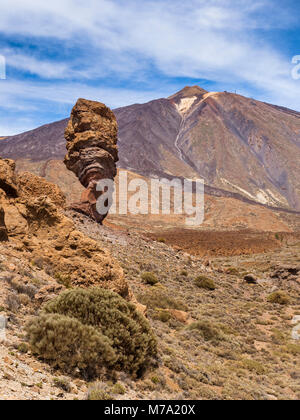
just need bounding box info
[0,242,88,400]
[72,212,300,400]
[0,207,299,400]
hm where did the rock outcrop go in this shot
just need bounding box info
[64,99,119,223]
[18,171,66,208]
[0,158,128,297]
[0,158,18,197]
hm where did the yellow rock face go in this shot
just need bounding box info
[0,158,18,197]
[0,158,129,298]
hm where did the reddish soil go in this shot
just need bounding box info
[147,229,300,257]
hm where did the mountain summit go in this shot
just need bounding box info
[0,87,300,210]
[116,87,300,210]
[168,85,208,115]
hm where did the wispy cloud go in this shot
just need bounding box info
[4,50,73,79]
[0,78,174,135]
[0,0,299,135]
[0,78,173,107]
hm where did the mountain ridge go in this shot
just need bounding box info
[1,86,300,211]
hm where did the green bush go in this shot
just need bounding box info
[241,359,266,375]
[267,291,290,305]
[138,289,187,311]
[188,320,224,342]
[194,276,216,290]
[27,313,116,378]
[54,273,72,289]
[151,375,161,385]
[39,288,157,375]
[141,272,159,286]
[112,383,126,395]
[285,343,300,355]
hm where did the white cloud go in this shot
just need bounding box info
[0,0,299,115]
[0,78,172,107]
[5,51,72,79]
[0,78,176,135]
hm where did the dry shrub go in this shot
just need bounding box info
[138,288,187,311]
[27,288,157,377]
[87,383,114,400]
[188,320,225,343]
[141,272,159,286]
[27,313,116,378]
[241,359,267,375]
[194,276,216,290]
[267,291,290,305]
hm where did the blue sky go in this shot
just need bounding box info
[0,0,299,135]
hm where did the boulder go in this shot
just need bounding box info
[271,266,300,280]
[244,274,258,284]
[167,309,191,324]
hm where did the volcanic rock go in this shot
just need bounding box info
[0,159,18,197]
[64,99,119,223]
[270,266,300,280]
[244,274,258,284]
[0,158,129,298]
[167,309,191,324]
[18,171,66,208]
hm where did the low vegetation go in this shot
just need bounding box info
[267,291,290,305]
[241,359,267,375]
[53,377,72,393]
[27,313,116,378]
[27,288,157,378]
[87,383,114,401]
[180,270,188,277]
[141,272,159,286]
[153,310,172,323]
[111,383,126,395]
[2,212,299,400]
[194,276,216,290]
[138,287,187,311]
[188,320,225,343]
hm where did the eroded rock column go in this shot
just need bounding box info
[64,98,119,223]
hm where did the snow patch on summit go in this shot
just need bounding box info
[175,96,197,115]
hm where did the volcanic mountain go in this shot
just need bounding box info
[0,86,300,211]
